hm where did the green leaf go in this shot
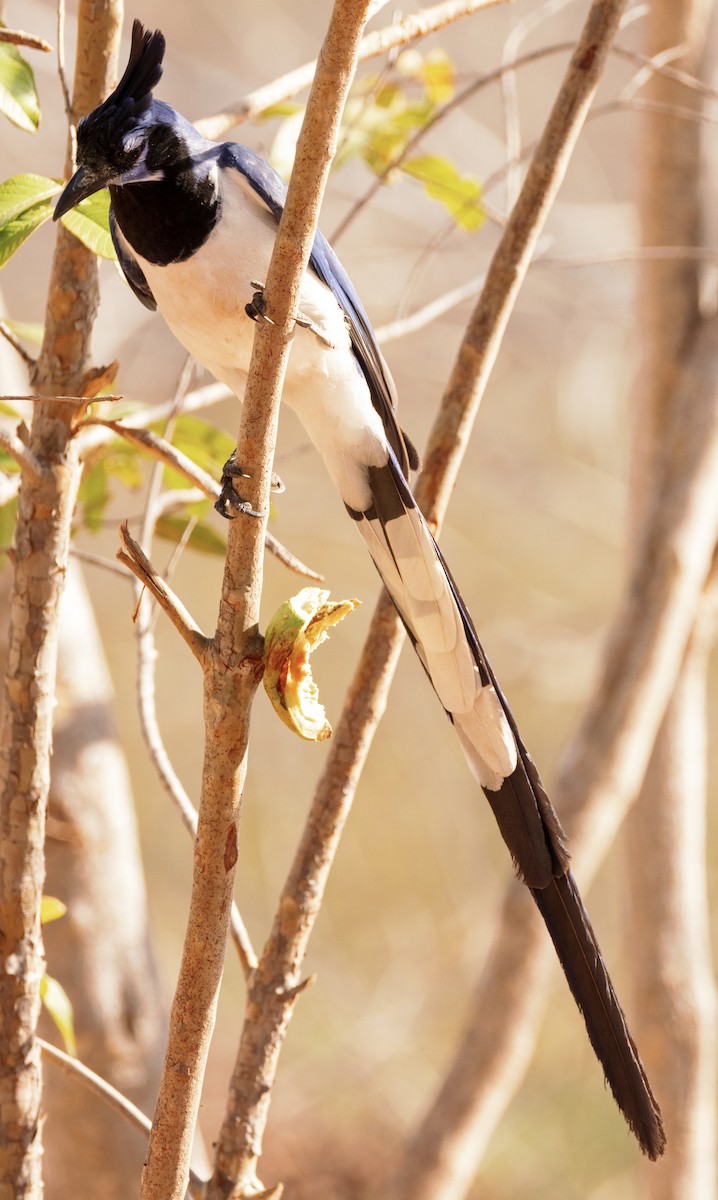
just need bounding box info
[0,173,59,225]
[0,42,40,132]
[0,497,17,563]
[41,896,67,924]
[0,174,60,267]
[3,317,43,346]
[401,154,484,232]
[40,974,77,1056]
[0,400,21,418]
[60,189,116,260]
[156,414,237,483]
[78,460,109,532]
[396,48,454,105]
[259,100,303,120]
[156,514,227,557]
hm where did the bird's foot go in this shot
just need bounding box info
[245,283,273,325]
[294,311,335,349]
[215,452,265,521]
[246,281,335,349]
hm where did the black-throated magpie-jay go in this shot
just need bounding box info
[54,21,664,1158]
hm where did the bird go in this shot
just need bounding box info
[54,20,665,1159]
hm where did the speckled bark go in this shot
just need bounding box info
[0,3,122,1196]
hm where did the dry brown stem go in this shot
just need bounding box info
[0,5,122,1196]
[116,522,209,662]
[140,5,375,1198]
[195,0,509,139]
[197,5,375,1198]
[0,28,52,51]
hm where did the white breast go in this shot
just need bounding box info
[130,168,390,512]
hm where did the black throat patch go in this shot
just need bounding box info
[110,130,221,265]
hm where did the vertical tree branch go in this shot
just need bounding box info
[627,2,718,1196]
[140,6,374,1200]
[0,5,122,1197]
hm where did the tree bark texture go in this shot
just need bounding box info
[628,1,718,1196]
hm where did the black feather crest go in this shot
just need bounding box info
[76,20,165,169]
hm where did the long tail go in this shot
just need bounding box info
[346,451,665,1159]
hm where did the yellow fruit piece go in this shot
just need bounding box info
[263,587,360,741]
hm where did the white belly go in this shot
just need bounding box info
[133,173,390,512]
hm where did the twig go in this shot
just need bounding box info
[331,39,576,244]
[38,1040,205,1199]
[376,243,718,345]
[81,417,324,581]
[116,522,209,664]
[0,28,52,51]
[120,385,260,982]
[0,320,36,367]
[501,0,575,210]
[68,546,134,579]
[0,394,122,404]
[0,428,46,481]
[195,0,510,139]
[56,0,73,129]
[40,1038,153,1139]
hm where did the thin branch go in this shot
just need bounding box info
[376,244,718,345]
[0,28,52,51]
[194,0,511,139]
[0,393,122,405]
[119,383,260,982]
[38,1040,205,1199]
[131,557,258,975]
[331,39,576,244]
[40,1038,153,1139]
[81,417,323,581]
[0,320,36,367]
[116,522,209,664]
[0,428,46,481]
[56,0,73,130]
[501,0,575,210]
[68,546,134,579]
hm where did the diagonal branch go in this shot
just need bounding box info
[116,522,209,663]
[195,0,510,139]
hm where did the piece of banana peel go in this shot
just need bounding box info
[263,587,360,741]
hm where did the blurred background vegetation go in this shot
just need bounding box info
[1,1,716,1197]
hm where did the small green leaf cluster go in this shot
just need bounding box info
[77,413,235,556]
[0,173,115,267]
[0,33,41,131]
[268,48,484,232]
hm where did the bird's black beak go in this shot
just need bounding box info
[53,166,104,220]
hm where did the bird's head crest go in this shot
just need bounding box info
[75,20,166,176]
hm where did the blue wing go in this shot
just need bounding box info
[218,142,418,477]
[110,209,157,310]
